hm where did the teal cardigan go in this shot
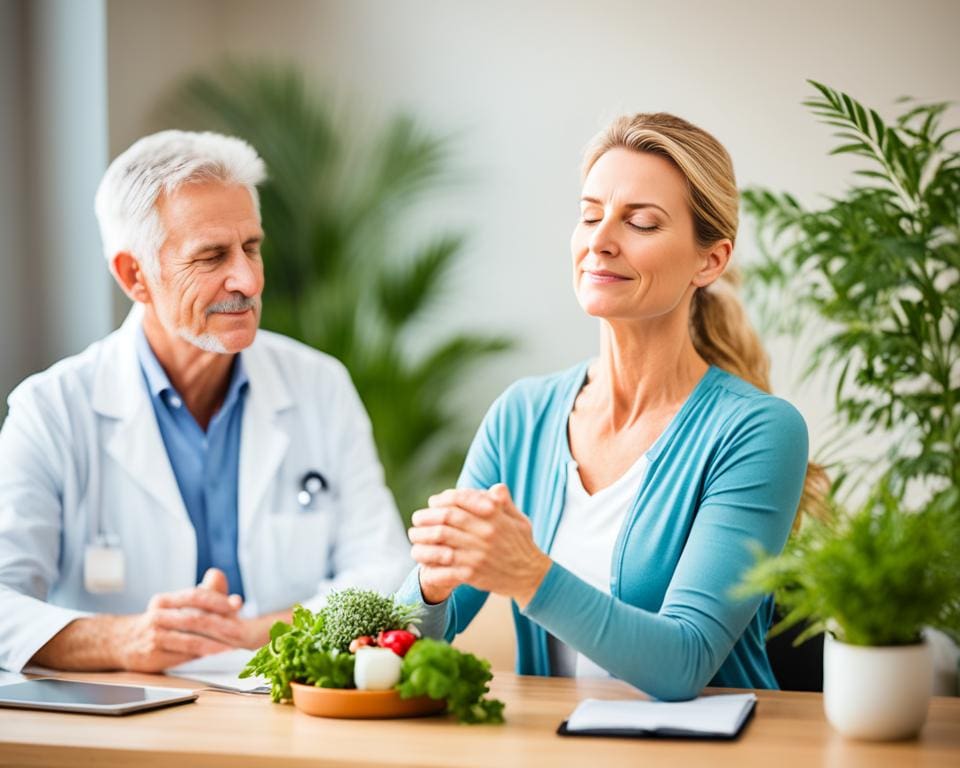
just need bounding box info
[397,362,809,700]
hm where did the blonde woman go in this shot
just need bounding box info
[399,113,816,700]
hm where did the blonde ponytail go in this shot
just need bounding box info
[690,268,770,392]
[583,113,826,526]
[690,268,829,526]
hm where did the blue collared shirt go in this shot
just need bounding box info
[136,326,249,598]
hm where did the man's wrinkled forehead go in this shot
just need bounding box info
[156,182,263,252]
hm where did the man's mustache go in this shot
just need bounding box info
[206,295,260,315]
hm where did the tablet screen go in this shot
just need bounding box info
[0,678,197,715]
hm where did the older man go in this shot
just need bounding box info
[0,130,411,672]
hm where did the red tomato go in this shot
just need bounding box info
[376,630,417,657]
[349,635,376,653]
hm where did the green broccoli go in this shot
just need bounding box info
[319,588,422,652]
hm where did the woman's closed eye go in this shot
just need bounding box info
[579,206,603,224]
[578,209,659,232]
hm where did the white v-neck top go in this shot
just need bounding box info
[547,451,649,677]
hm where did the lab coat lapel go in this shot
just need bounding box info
[238,333,293,537]
[92,308,189,522]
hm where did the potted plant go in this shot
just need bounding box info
[737,485,960,740]
[741,79,960,699]
[742,80,959,508]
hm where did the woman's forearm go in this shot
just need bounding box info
[522,562,728,701]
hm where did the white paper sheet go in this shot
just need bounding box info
[565,692,757,736]
[0,670,28,686]
[165,649,270,693]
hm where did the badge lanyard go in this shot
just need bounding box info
[83,466,124,593]
[82,469,331,592]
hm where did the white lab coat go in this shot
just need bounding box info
[0,310,412,671]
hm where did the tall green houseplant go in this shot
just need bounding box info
[743,81,960,510]
[169,63,511,522]
[735,84,960,719]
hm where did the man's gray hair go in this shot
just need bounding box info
[94,130,267,276]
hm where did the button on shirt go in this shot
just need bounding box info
[136,326,249,598]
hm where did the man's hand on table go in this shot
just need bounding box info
[29,568,291,672]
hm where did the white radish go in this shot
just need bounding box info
[354,647,402,691]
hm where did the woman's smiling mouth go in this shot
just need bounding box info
[584,269,631,284]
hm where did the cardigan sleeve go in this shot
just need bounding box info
[521,396,809,700]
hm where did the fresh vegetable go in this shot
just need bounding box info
[354,647,403,690]
[241,592,506,725]
[397,639,505,724]
[321,588,422,652]
[349,635,376,653]
[377,629,417,657]
[240,605,354,701]
[241,590,420,700]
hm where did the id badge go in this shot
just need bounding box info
[84,538,125,593]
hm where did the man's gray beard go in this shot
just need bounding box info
[175,295,261,354]
[176,327,229,354]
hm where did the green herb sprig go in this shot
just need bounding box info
[397,639,505,724]
[735,484,960,647]
[240,605,354,701]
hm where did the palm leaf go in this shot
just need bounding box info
[167,61,513,521]
[743,80,960,499]
[377,235,465,328]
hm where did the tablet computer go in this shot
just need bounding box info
[0,678,198,716]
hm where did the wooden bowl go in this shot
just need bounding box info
[289,682,447,719]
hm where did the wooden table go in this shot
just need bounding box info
[1,671,958,767]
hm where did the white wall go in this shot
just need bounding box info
[0,0,112,414]
[105,0,960,467]
[28,0,112,362]
[0,0,29,409]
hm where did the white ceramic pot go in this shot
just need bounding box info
[823,634,933,740]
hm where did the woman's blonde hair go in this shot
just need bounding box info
[582,113,827,525]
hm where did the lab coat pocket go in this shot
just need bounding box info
[266,503,337,594]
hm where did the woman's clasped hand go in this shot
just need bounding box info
[408,484,552,609]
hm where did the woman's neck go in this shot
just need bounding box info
[591,312,708,431]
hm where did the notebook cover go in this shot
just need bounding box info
[556,696,756,741]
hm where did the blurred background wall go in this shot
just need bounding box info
[0,0,111,415]
[3,0,959,458]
